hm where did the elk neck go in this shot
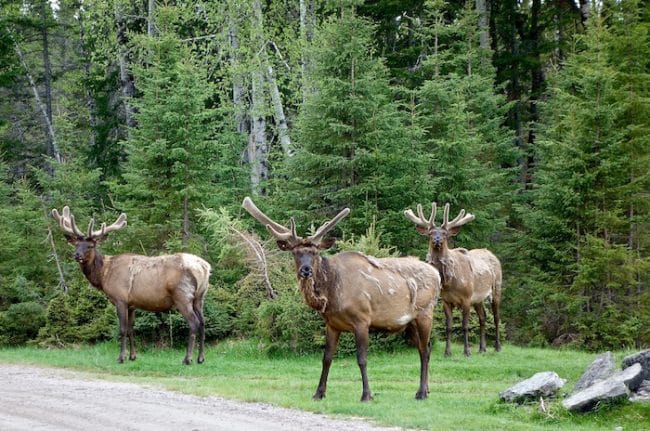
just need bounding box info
[79,250,105,290]
[427,242,450,285]
[298,255,337,314]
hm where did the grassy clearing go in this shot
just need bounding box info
[0,340,648,430]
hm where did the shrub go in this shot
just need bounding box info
[0,301,46,345]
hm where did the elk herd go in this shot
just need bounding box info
[51,197,502,402]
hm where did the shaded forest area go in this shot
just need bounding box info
[0,0,648,353]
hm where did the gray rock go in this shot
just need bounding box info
[562,364,642,412]
[573,351,616,393]
[622,349,650,381]
[618,362,644,392]
[630,380,650,403]
[500,371,566,403]
[562,379,629,412]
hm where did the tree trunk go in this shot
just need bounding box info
[148,0,155,36]
[248,68,268,195]
[527,0,543,182]
[252,1,292,156]
[114,4,137,132]
[39,0,58,171]
[78,7,98,152]
[14,42,61,166]
[299,0,316,101]
[475,0,490,50]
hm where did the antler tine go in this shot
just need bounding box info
[90,213,127,239]
[52,206,85,237]
[405,202,439,228]
[441,203,475,230]
[242,197,303,244]
[307,207,350,244]
[442,203,450,228]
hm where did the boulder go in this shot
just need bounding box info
[630,380,650,403]
[563,379,629,412]
[573,351,616,393]
[500,371,566,403]
[622,349,650,381]
[563,363,643,412]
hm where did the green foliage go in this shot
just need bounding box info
[517,5,650,349]
[0,302,46,345]
[276,11,430,252]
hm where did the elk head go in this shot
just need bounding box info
[52,206,127,263]
[242,197,349,280]
[404,202,475,251]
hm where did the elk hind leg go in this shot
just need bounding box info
[127,307,137,361]
[176,302,200,365]
[116,303,129,364]
[462,304,471,357]
[193,297,206,364]
[473,302,487,353]
[353,324,373,402]
[492,299,501,352]
[412,316,432,400]
[313,325,340,400]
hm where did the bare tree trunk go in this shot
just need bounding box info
[299,0,316,102]
[228,23,248,135]
[39,0,55,166]
[78,8,98,151]
[248,68,268,195]
[148,0,156,36]
[14,42,61,165]
[252,1,292,156]
[114,4,137,132]
[475,0,490,50]
[182,195,189,248]
[578,0,589,26]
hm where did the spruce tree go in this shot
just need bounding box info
[517,3,650,349]
[276,9,429,251]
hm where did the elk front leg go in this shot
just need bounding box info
[473,303,487,353]
[354,325,372,402]
[443,301,453,357]
[313,325,340,400]
[127,307,137,361]
[178,304,200,365]
[116,303,129,364]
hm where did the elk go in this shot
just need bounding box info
[242,197,441,401]
[404,202,502,357]
[52,206,211,365]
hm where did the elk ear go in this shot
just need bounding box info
[64,234,78,245]
[318,238,336,250]
[416,226,429,236]
[448,226,462,237]
[276,240,292,251]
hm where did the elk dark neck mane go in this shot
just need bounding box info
[80,252,105,290]
[299,256,338,314]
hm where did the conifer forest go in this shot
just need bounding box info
[0,0,648,353]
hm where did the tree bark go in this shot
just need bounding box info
[248,68,268,195]
[148,0,156,36]
[299,0,316,102]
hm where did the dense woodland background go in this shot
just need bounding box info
[0,0,648,353]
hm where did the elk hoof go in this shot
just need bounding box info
[197,357,205,364]
[182,358,192,365]
[312,391,325,401]
[415,391,428,400]
[360,393,373,402]
[117,357,125,364]
[129,355,137,361]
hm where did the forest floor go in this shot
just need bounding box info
[0,364,400,431]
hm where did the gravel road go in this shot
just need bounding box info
[0,364,402,431]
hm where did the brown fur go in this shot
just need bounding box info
[52,207,210,365]
[242,198,440,401]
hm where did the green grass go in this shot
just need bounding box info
[0,340,648,430]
